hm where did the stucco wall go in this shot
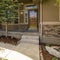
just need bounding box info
[43,0,59,22]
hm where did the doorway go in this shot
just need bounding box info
[28,9,38,31]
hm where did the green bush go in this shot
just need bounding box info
[52,57,58,60]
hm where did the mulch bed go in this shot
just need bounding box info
[40,45,60,60]
[0,36,21,45]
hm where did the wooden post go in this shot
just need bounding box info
[6,22,8,37]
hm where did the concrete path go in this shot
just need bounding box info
[0,35,39,60]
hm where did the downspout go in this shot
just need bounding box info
[39,1,44,60]
[40,1,43,40]
[5,8,8,37]
[59,4,60,21]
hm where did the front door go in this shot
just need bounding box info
[28,9,38,31]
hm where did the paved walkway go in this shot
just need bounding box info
[0,35,39,60]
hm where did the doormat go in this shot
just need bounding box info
[0,36,21,45]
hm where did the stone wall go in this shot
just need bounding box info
[40,22,60,45]
[43,25,60,37]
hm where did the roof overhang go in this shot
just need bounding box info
[18,0,33,4]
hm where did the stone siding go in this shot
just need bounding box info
[43,25,60,37]
[41,24,60,45]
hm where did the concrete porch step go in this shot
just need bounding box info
[21,35,39,45]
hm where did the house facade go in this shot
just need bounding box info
[1,0,39,32]
[0,0,60,43]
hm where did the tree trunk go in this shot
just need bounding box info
[6,22,8,37]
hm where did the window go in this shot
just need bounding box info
[20,10,24,23]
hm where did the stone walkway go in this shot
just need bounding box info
[0,35,39,60]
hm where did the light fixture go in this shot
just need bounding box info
[20,11,24,14]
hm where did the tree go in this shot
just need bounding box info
[55,0,60,5]
[56,0,60,4]
[0,0,19,37]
